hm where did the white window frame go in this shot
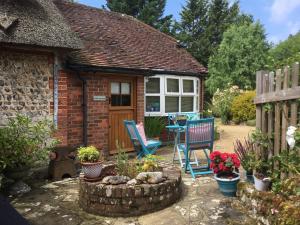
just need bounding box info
[145,75,200,116]
[181,78,195,95]
[165,76,181,95]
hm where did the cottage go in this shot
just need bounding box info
[0,0,207,155]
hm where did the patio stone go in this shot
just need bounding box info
[10,146,256,225]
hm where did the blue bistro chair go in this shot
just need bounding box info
[177,118,214,179]
[167,112,203,141]
[168,112,203,167]
[124,120,162,159]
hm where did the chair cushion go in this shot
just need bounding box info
[136,122,147,146]
[188,124,211,142]
[146,139,161,147]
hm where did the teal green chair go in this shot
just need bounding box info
[124,120,161,158]
[177,118,214,179]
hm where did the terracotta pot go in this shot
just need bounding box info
[81,161,103,178]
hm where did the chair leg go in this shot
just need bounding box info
[176,145,184,168]
[193,151,199,166]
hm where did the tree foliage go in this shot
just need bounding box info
[206,22,269,93]
[175,0,253,67]
[104,0,173,34]
[268,31,300,68]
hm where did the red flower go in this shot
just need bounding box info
[209,151,240,175]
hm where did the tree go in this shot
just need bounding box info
[104,0,173,34]
[175,0,252,67]
[206,22,269,93]
[268,31,300,68]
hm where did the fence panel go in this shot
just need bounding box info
[254,62,300,162]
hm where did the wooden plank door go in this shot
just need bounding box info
[108,78,136,154]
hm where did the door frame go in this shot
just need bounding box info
[108,76,137,154]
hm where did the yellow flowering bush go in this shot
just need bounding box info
[231,91,256,123]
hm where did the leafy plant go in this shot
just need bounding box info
[231,91,256,123]
[234,138,256,173]
[211,86,241,124]
[271,150,300,193]
[141,155,162,172]
[144,116,166,138]
[77,146,102,163]
[115,144,142,178]
[0,114,58,172]
[250,129,272,149]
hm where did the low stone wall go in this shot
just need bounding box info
[237,182,300,225]
[79,165,182,217]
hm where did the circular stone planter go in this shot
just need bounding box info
[79,163,182,217]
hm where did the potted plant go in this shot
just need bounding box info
[210,151,240,197]
[253,159,271,191]
[77,146,103,179]
[234,138,256,183]
[250,129,272,191]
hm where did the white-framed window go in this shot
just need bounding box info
[145,75,200,116]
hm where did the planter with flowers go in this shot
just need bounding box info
[234,138,256,183]
[77,146,104,179]
[210,151,241,197]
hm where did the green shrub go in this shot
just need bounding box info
[144,116,166,138]
[231,91,256,123]
[77,146,101,163]
[212,86,241,124]
[0,114,58,172]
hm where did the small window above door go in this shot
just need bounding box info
[110,82,131,107]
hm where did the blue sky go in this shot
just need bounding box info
[78,0,300,44]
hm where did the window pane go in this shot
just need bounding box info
[183,80,194,93]
[167,78,179,93]
[165,96,179,112]
[146,96,160,112]
[181,97,194,112]
[121,95,131,106]
[111,82,120,94]
[121,82,130,94]
[146,78,160,93]
[111,95,121,106]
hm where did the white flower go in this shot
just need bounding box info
[286,126,297,149]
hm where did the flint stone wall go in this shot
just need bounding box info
[79,165,182,217]
[0,51,53,125]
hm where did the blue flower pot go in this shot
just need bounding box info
[214,173,240,197]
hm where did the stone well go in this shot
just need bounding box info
[79,163,182,217]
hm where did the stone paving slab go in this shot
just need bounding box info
[10,147,256,225]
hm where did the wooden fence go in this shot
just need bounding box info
[254,62,299,157]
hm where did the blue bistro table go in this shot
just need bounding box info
[166,125,199,168]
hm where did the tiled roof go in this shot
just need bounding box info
[54,0,207,75]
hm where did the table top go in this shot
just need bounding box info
[165,125,186,130]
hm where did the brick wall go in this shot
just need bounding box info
[54,72,144,155]
[136,76,144,124]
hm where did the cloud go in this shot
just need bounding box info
[271,0,300,23]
